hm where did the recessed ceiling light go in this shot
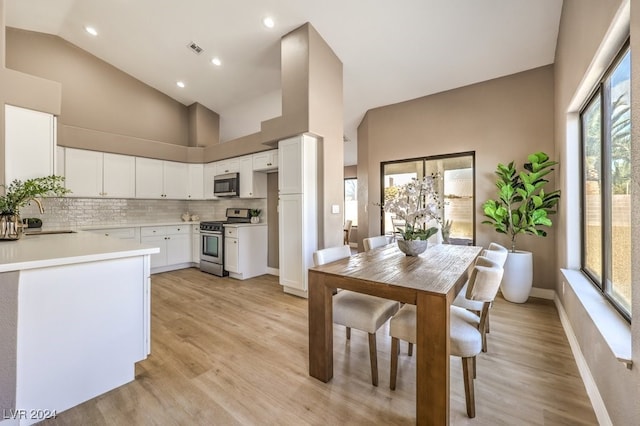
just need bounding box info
[262,16,275,29]
[211,57,222,67]
[176,81,185,88]
[84,26,98,36]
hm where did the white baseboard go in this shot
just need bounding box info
[349,242,358,249]
[554,296,612,426]
[529,287,555,300]
[266,267,279,276]
[283,286,308,299]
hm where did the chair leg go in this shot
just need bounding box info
[390,337,399,390]
[346,327,351,340]
[473,356,476,379]
[368,333,379,387]
[481,328,488,353]
[408,342,413,356]
[462,357,476,418]
[485,311,490,333]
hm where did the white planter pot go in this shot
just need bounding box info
[501,250,533,303]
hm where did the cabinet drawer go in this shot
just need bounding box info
[225,227,238,238]
[167,225,191,235]
[141,226,167,237]
[90,227,136,239]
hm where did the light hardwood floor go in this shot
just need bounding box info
[42,268,598,425]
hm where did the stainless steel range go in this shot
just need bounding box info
[199,208,251,276]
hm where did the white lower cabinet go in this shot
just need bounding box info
[224,224,267,280]
[140,225,192,272]
[192,225,200,264]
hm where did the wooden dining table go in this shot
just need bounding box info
[308,243,483,425]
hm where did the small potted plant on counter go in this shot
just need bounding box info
[249,209,262,224]
[0,175,69,240]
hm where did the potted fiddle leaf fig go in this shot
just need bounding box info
[482,152,561,302]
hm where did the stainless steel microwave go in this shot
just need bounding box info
[213,172,240,197]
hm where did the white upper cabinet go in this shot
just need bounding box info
[239,155,267,198]
[214,158,240,175]
[162,161,189,199]
[187,164,204,200]
[4,105,56,184]
[203,163,217,200]
[64,148,135,198]
[135,158,188,199]
[252,150,278,172]
[278,137,303,194]
[102,153,136,198]
[135,158,164,199]
[65,148,103,197]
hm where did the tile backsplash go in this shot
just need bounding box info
[20,197,268,229]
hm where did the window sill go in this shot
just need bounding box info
[560,269,632,369]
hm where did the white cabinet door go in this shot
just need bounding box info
[103,153,135,198]
[224,237,239,273]
[214,158,240,175]
[239,156,267,198]
[141,234,167,269]
[166,233,191,265]
[163,161,189,199]
[187,164,204,200]
[278,137,302,194]
[64,148,103,197]
[56,146,65,177]
[253,150,278,171]
[136,158,164,199]
[192,226,200,264]
[278,194,304,290]
[203,163,216,199]
[4,105,55,184]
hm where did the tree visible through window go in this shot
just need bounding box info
[580,42,631,319]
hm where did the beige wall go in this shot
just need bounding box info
[358,65,556,287]
[267,173,279,268]
[554,0,639,424]
[188,102,220,148]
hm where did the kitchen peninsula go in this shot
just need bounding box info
[0,232,159,425]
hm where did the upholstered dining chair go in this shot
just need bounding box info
[388,256,504,418]
[362,235,390,252]
[313,245,400,386]
[343,220,353,245]
[453,242,508,351]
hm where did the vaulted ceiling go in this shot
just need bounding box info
[5,0,563,165]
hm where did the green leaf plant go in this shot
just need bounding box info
[482,152,561,252]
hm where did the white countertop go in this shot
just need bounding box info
[0,232,159,273]
[223,222,267,228]
[80,221,201,230]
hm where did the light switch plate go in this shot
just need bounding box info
[331,204,340,214]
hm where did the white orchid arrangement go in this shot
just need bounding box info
[382,173,442,240]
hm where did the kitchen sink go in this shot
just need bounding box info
[24,230,77,235]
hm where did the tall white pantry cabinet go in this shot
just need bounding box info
[278,134,318,297]
[4,105,56,184]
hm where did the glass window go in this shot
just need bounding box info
[381,153,475,245]
[344,178,358,227]
[580,43,631,319]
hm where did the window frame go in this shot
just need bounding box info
[579,39,631,322]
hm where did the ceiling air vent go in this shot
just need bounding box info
[187,41,203,55]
